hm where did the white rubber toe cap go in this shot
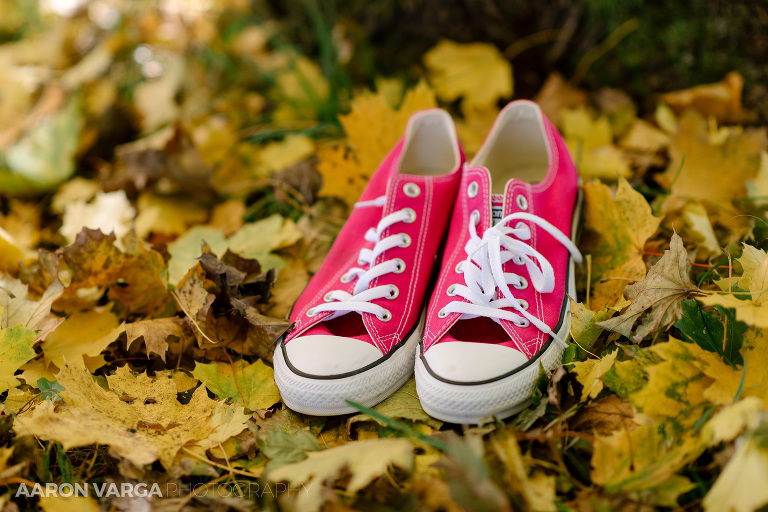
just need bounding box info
[423,342,529,382]
[283,335,384,377]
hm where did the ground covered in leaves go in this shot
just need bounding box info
[1,1,768,511]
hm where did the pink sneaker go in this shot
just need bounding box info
[415,101,582,424]
[274,110,463,415]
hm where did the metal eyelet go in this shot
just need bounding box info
[447,284,458,296]
[470,210,480,225]
[518,299,528,311]
[404,182,421,197]
[306,308,319,317]
[455,261,464,274]
[323,292,334,302]
[340,272,354,283]
[437,308,448,318]
[393,258,406,273]
[512,255,525,265]
[467,181,479,198]
[403,208,417,223]
[516,194,528,211]
[513,318,530,328]
[399,234,411,248]
[387,285,399,299]
[514,221,527,231]
[514,276,528,290]
[377,310,392,321]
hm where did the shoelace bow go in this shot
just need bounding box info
[308,195,411,322]
[443,210,582,347]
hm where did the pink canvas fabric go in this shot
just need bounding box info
[286,124,463,355]
[424,102,578,361]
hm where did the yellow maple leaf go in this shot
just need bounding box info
[570,350,618,401]
[581,176,662,309]
[619,119,671,153]
[424,40,512,108]
[268,439,414,512]
[317,82,436,206]
[658,109,767,207]
[15,359,249,469]
[697,294,768,328]
[561,107,631,180]
[259,133,315,173]
[41,306,125,371]
[660,71,755,124]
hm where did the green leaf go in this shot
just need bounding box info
[36,377,65,401]
[259,429,322,471]
[348,377,441,429]
[192,359,281,411]
[675,299,746,367]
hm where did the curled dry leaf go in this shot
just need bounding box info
[597,233,697,341]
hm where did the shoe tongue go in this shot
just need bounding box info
[491,194,504,225]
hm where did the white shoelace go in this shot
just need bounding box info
[307,195,413,322]
[442,210,582,348]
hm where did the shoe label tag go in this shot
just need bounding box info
[491,194,504,225]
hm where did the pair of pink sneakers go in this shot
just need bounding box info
[273,101,582,424]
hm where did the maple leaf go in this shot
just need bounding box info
[568,300,613,358]
[561,107,631,179]
[268,439,414,512]
[126,318,186,361]
[660,71,755,124]
[0,308,37,393]
[697,294,768,328]
[658,109,767,206]
[0,276,63,341]
[570,350,618,401]
[348,377,442,430]
[424,40,512,108]
[597,233,697,341]
[316,82,436,206]
[581,176,662,310]
[15,359,250,468]
[192,359,281,411]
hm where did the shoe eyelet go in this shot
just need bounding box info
[447,284,458,296]
[467,181,479,198]
[517,298,528,311]
[306,308,319,317]
[387,284,399,299]
[455,261,464,274]
[514,221,526,231]
[514,276,528,290]
[377,310,392,321]
[340,272,355,283]
[402,207,417,223]
[470,210,480,225]
[437,308,448,318]
[323,292,334,302]
[512,255,525,265]
[513,318,530,328]
[357,257,366,265]
[404,182,421,197]
[516,194,528,211]
[399,234,411,248]
[393,258,406,274]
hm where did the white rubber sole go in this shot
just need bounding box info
[415,192,583,424]
[273,312,424,416]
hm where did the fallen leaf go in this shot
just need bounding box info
[0,308,37,393]
[534,73,587,127]
[15,359,250,468]
[675,299,746,366]
[0,276,63,336]
[316,82,436,206]
[658,109,767,206]
[133,192,208,238]
[660,71,754,124]
[41,306,125,371]
[703,434,768,512]
[682,202,721,258]
[570,350,618,401]
[581,177,662,310]
[569,301,612,355]
[348,377,442,430]
[192,359,281,411]
[126,318,186,361]
[60,190,136,244]
[424,40,512,108]
[570,394,637,436]
[597,233,697,341]
[702,397,765,446]
[268,438,414,512]
[259,134,314,174]
[259,429,322,471]
[697,294,768,328]
[38,496,100,512]
[272,57,330,122]
[561,107,630,179]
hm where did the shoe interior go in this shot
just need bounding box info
[471,102,550,193]
[399,110,460,176]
